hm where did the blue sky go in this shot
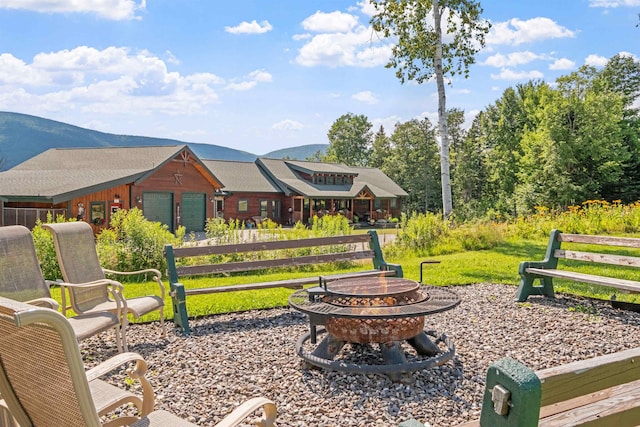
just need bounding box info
[0,0,638,155]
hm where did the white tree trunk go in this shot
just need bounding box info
[432,0,453,219]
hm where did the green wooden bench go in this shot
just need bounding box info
[516,229,640,302]
[164,230,402,334]
[399,347,640,427]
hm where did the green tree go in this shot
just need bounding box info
[371,0,490,219]
[369,125,391,168]
[384,118,441,213]
[324,113,373,166]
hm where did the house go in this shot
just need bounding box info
[0,146,407,231]
[205,158,408,225]
[0,145,222,232]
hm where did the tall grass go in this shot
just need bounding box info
[390,200,640,256]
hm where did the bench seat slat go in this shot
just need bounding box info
[525,268,640,293]
[184,269,396,295]
[176,250,376,276]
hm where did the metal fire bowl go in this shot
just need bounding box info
[325,315,425,344]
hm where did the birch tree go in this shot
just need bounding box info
[370,0,490,218]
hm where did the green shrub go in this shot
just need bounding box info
[96,208,184,278]
[32,213,69,280]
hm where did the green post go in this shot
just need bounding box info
[164,244,191,335]
[367,229,403,277]
[479,358,541,427]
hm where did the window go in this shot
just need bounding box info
[374,199,382,209]
[317,175,325,184]
[259,200,268,218]
[326,176,334,185]
[390,198,397,208]
[238,199,248,212]
[273,200,281,219]
[335,176,343,185]
[90,202,106,226]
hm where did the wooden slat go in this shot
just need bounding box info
[555,249,640,267]
[176,250,376,276]
[536,347,640,407]
[539,379,640,426]
[559,233,640,248]
[184,269,395,295]
[525,268,640,293]
[171,234,371,257]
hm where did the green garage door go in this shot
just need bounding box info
[181,192,206,232]
[143,192,173,232]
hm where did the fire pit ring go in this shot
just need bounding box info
[288,276,461,380]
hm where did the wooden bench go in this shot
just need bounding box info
[516,229,640,302]
[453,347,640,426]
[164,230,402,334]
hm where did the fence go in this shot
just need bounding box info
[3,208,67,229]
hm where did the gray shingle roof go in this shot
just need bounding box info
[201,160,281,193]
[257,158,408,198]
[0,145,214,202]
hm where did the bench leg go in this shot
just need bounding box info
[515,276,555,302]
[170,283,191,335]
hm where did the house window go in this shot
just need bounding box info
[326,176,334,185]
[273,200,281,219]
[390,199,397,208]
[317,175,325,184]
[335,176,342,184]
[374,199,382,209]
[90,202,106,226]
[259,200,268,218]
[238,199,248,212]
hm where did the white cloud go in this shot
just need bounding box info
[487,17,575,46]
[549,58,575,70]
[302,11,358,33]
[272,119,304,131]
[585,54,609,67]
[356,0,377,17]
[0,46,226,117]
[589,0,640,7]
[490,69,545,80]
[482,51,547,67]
[296,25,389,68]
[352,90,379,104]
[225,69,272,91]
[225,20,273,34]
[0,0,145,20]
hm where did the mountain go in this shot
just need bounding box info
[0,112,327,171]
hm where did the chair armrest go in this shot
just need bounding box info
[216,397,277,427]
[58,279,126,318]
[103,268,166,300]
[86,352,154,416]
[25,297,59,310]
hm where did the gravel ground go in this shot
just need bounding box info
[82,283,640,427]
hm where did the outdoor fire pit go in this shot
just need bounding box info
[288,276,460,380]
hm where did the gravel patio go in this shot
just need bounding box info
[82,283,640,427]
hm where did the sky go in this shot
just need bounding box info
[0,1,638,156]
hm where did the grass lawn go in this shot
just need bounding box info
[50,236,640,323]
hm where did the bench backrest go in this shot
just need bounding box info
[165,230,393,283]
[555,232,640,268]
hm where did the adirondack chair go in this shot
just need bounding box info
[43,221,166,341]
[0,225,124,352]
[0,296,278,427]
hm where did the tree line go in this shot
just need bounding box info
[314,54,640,221]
